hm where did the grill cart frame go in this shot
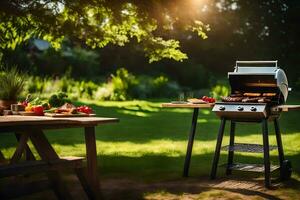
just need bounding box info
[210,61,296,188]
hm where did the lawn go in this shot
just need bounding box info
[1,94,300,199]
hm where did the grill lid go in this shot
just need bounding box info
[228,61,289,104]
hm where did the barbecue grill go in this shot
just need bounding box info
[210,61,296,188]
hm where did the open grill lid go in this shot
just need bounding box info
[228,61,289,104]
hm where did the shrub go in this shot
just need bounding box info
[22,68,182,101]
[0,67,26,100]
[151,75,180,98]
[109,68,138,100]
[210,80,229,100]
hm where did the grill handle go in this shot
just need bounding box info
[236,60,278,68]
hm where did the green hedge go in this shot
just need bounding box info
[22,68,181,101]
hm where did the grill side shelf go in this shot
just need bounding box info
[220,163,280,173]
[221,143,277,153]
[271,105,300,113]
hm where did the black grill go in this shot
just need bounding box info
[210,61,292,189]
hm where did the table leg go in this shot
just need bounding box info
[29,131,73,200]
[15,133,36,161]
[83,126,101,200]
[183,108,199,177]
[10,133,29,164]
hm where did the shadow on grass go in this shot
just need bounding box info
[97,153,300,182]
[97,153,300,200]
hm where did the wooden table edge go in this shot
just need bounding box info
[0,116,119,127]
[161,103,215,108]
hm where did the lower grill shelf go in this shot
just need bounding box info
[221,143,277,153]
[222,163,280,173]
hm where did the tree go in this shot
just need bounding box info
[0,0,210,63]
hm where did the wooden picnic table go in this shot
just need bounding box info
[0,115,119,200]
[161,103,214,177]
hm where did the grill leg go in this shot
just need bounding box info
[262,119,271,188]
[274,118,285,179]
[210,118,226,179]
[226,121,236,175]
[183,108,199,177]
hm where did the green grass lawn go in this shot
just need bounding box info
[1,94,300,199]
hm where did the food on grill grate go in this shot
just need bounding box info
[243,93,261,97]
[221,96,243,102]
[241,97,261,102]
[258,97,272,103]
[230,93,243,97]
[262,93,276,97]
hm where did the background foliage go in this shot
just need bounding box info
[1,0,300,96]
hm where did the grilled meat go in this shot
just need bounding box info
[258,97,272,103]
[242,97,261,102]
[230,93,243,97]
[243,93,261,97]
[262,93,276,97]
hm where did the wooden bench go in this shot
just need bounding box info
[0,156,84,178]
[0,156,84,199]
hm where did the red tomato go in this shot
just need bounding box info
[208,98,214,103]
[33,105,44,116]
[77,105,92,114]
[201,96,215,103]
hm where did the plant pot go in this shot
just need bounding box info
[0,100,17,110]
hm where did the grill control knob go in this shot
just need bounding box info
[250,106,257,111]
[219,106,226,111]
[237,106,244,111]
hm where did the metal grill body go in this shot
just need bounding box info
[210,61,292,188]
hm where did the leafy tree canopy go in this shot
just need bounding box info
[0,0,210,62]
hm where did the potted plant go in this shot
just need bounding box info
[0,67,25,110]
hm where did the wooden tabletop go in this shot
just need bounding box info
[162,102,214,108]
[0,115,119,127]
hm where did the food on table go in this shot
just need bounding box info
[243,93,261,97]
[48,92,71,108]
[55,103,78,114]
[32,105,44,116]
[77,105,93,114]
[187,98,206,104]
[202,96,216,103]
[25,103,33,112]
[21,94,31,107]
[18,93,93,116]
[24,103,44,115]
